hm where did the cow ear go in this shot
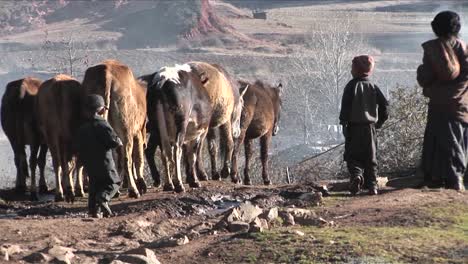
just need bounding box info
[277,82,283,95]
[240,84,249,98]
[199,72,209,84]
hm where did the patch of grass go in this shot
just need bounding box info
[221,202,468,263]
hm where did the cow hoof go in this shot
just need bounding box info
[198,172,208,181]
[244,179,252,186]
[55,194,65,202]
[30,192,39,201]
[15,185,27,194]
[231,177,241,184]
[128,189,140,199]
[75,191,85,198]
[174,184,185,193]
[136,178,148,194]
[263,180,272,186]
[189,181,201,188]
[64,189,75,204]
[221,167,230,179]
[152,179,161,188]
[212,172,221,181]
[39,185,48,194]
[163,184,175,192]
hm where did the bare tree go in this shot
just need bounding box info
[42,29,90,77]
[284,13,368,144]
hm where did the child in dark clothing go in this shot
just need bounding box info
[75,95,122,218]
[339,55,389,195]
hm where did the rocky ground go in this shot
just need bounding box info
[0,178,466,264]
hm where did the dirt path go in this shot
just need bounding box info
[0,180,467,263]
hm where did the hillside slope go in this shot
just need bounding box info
[0,0,258,49]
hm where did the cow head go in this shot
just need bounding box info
[147,64,194,143]
[232,84,249,138]
[272,83,282,136]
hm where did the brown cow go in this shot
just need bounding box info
[81,60,147,198]
[231,80,282,185]
[188,62,245,183]
[1,77,48,200]
[36,74,83,202]
[147,64,212,192]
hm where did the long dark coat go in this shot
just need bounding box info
[75,115,121,185]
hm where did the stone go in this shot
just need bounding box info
[249,217,269,233]
[283,208,321,226]
[148,235,189,248]
[125,247,160,264]
[1,244,23,261]
[23,252,52,263]
[224,202,263,224]
[117,253,161,264]
[228,221,250,233]
[298,192,323,206]
[377,177,388,188]
[47,245,75,264]
[259,207,279,223]
[293,230,305,236]
[278,211,295,226]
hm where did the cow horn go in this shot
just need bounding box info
[240,84,249,97]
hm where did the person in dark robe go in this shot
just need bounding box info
[417,11,468,191]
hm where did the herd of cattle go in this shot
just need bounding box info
[0,60,282,202]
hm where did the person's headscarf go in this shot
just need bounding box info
[352,55,375,78]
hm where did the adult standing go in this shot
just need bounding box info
[417,11,467,191]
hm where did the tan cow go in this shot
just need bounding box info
[81,60,147,198]
[36,74,83,202]
[189,62,245,183]
[1,77,48,200]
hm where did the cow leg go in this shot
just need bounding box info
[38,144,48,194]
[123,141,140,198]
[13,145,28,194]
[220,122,237,183]
[184,145,195,185]
[50,149,64,202]
[231,131,246,184]
[161,150,175,192]
[145,133,161,187]
[29,144,40,201]
[133,134,147,195]
[196,139,208,181]
[63,156,76,203]
[186,140,202,189]
[244,139,253,185]
[75,161,85,198]
[260,132,272,185]
[173,144,185,193]
[207,128,220,180]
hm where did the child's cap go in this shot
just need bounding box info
[352,55,375,77]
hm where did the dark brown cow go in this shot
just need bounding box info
[147,64,212,192]
[231,80,282,185]
[36,74,82,202]
[82,60,147,198]
[1,77,48,200]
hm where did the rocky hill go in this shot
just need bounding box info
[0,0,257,49]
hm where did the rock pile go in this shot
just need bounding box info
[216,201,332,234]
